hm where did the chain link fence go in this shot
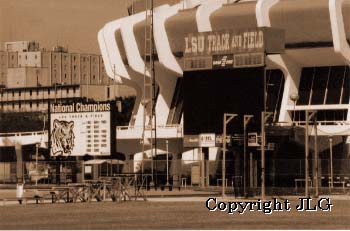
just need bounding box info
[0,158,349,195]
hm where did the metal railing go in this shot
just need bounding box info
[0,130,48,137]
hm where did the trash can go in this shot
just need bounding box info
[16,183,24,204]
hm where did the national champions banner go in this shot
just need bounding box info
[49,101,116,156]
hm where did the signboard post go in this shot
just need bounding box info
[49,101,116,156]
[222,113,238,197]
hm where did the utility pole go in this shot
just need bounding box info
[261,112,272,201]
[305,110,309,197]
[143,0,156,186]
[261,62,267,201]
[222,113,237,198]
[329,136,333,190]
[243,115,253,198]
[261,111,265,200]
[305,110,316,197]
[35,143,39,186]
[313,114,319,198]
[166,140,169,187]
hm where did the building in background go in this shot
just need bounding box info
[0,41,135,113]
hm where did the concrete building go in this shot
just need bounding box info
[0,51,7,87]
[0,41,136,112]
[97,0,350,188]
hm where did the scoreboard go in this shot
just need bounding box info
[49,101,116,156]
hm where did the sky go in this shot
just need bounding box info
[0,0,130,54]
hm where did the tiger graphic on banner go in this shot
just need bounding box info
[50,119,75,156]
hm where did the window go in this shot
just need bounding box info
[310,67,329,105]
[265,70,285,121]
[297,68,314,105]
[342,66,350,104]
[30,90,32,96]
[297,66,348,106]
[19,91,21,96]
[326,66,344,104]
[30,102,32,108]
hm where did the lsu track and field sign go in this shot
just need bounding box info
[183,27,285,70]
[49,101,116,156]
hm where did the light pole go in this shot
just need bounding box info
[36,114,46,187]
[243,115,253,198]
[304,110,316,197]
[305,110,310,197]
[222,113,238,198]
[165,140,169,187]
[313,114,319,198]
[329,136,333,189]
[35,142,39,186]
[261,112,265,200]
[261,112,273,201]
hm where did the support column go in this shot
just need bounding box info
[200,147,204,187]
[249,152,253,188]
[206,160,210,186]
[340,136,349,175]
[81,161,85,183]
[93,164,99,180]
[125,154,132,174]
[15,143,23,183]
[234,148,241,195]
[55,159,60,184]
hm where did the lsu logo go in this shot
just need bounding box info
[51,119,75,156]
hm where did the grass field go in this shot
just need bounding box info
[0,198,350,229]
